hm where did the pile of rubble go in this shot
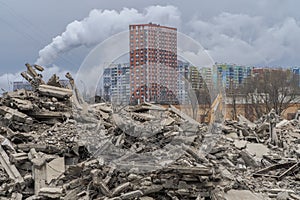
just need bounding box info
[0,64,299,199]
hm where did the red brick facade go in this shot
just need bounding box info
[129,23,178,104]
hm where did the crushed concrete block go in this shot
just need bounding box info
[46,157,65,184]
[224,190,264,200]
[120,190,143,199]
[246,143,269,159]
[38,187,63,199]
[38,84,73,99]
[0,106,33,124]
[233,140,247,149]
[0,146,24,185]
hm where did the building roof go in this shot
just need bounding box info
[129,23,177,31]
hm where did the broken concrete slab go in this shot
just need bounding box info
[238,115,256,129]
[169,105,200,125]
[38,187,63,199]
[120,190,143,199]
[0,146,24,185]
[161,117,175,126]
[276,119,290,128]
[246,143,269,159]
[233,140,247,149]
[33,164,46,195]
[46,157,65,184]
[11,192,23,200]
[10,98,33,111]
[223,190,264,200]
[112,182,131,197]
[0,106,33,124]
[10,152,28,164]
[240,150,259,167]
[164,166,213,176]
[38,84,73,99]
[225,132,239,139]
[140,197,155,200]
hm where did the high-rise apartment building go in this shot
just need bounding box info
[102,63,130,104]
[176,61,215,104]
[292,67,300,87]
[177,61,190,104]
[129,23,178,104]
[216,63,252,88]
[13,81,32,91]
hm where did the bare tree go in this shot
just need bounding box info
[196,86,211,122]
[241,68,299,117]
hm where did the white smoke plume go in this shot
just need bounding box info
[35,5,300,68]
[36,5,181,65]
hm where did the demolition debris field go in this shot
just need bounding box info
[0,64,299,199]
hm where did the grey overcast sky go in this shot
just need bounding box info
[0,0,299,89]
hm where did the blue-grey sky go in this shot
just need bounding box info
[0,0,299,90]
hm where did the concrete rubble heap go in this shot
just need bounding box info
[0,64,299,199]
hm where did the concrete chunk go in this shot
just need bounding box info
[224,190,264,200]
[169,105,200,125]
[120,190,143,199]
[240,150,259,167]
[233,140,247,150]
[38,187,63,199]
[0,106,33,124]
[112,182,131,196]
[0,146,24,185]
[46,157,65,184]
[246,143,269,159]
[38,84,73,99]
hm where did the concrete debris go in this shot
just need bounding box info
[233,140,247,149]
[246,143,269,159]
[33,64,44,72]
[0,64,299,199]
[46,157,65,184]
[0,146,24,185]
[0,106,33,124]
[38,84,73,99]
[38,187,63,198]
[223,190,264,200]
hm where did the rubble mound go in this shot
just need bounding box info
[0,64,299,199]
